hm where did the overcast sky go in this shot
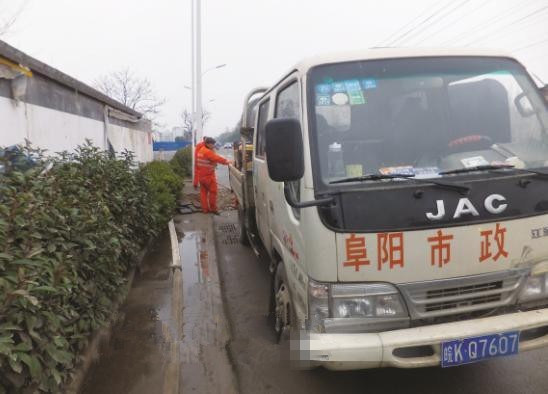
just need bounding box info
[2,0,547,136]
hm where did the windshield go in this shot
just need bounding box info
[308,57,548,186]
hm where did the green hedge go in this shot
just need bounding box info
[169,146,192,178]
[141,161,182,221]
[0,142,180,393]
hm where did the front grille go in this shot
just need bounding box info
[399,270,527,320]
[425,281,503,312]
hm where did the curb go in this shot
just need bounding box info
[163,219,182,394]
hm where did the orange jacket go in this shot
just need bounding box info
[196,146,229,178]
[193,141,206,186]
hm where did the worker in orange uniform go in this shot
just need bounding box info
[196,137,231,214]
[193,137,206,189]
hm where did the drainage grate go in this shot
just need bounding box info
[218,223,237,233]
[222,235,239,245]
[217,223,239,245]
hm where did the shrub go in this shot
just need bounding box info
[169,146,192,178]
[141,161,182,224]
[0,142,180,393]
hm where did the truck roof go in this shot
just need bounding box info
[254,47,520,104]
[293,47,516,74]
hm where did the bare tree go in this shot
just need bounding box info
[94,69,166,128]
[0,1,29,37]
[180,108,210,140]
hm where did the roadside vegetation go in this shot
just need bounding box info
[0,142,181,393]
[169,145,192,178]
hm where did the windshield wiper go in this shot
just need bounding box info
[330,173,470,193]
[516,168,548,178]
[438,164,514,176]
[330,173,414,184]
[438,164,548,180]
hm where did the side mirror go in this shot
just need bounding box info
[265,118,304,182]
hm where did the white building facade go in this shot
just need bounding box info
[0,40,153,162]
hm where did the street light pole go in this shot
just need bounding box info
[190,0,222,184]
[190,0,196,184]
[195,0,203,144]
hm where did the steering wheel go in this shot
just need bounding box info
[447,134,493,152]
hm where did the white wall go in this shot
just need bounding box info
[0,96,152,162]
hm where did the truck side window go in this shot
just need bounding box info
[256,99,270,158]
[275,81,301,219]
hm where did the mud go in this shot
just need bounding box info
[184,186,237,213]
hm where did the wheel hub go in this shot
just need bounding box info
[275,282,290,334]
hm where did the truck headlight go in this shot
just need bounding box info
[519,273,548,302]
[307,280,409,333]
[331,283,407,318]
[308,279,329,332]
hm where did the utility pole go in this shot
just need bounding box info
[190,0,196,184]
[195,0,203,144]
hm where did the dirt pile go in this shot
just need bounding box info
[181,185,237,213]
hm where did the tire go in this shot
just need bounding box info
[237,206,250,246]
[273,263,292,343]
[271,263,313,369]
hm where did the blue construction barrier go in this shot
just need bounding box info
[153,141,192,151]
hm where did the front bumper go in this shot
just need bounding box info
[302,308,548,370]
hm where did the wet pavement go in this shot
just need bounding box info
[214,211,548,394]
[80,230,174,394]
[81,186,237,394]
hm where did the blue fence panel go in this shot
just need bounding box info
[153,141,191,152]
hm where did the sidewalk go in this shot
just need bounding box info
[80,183,237,393]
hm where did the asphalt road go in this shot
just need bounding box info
[213,211,548,394]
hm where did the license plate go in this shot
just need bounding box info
[441,331,520,367]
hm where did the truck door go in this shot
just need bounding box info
[253,99,272,251]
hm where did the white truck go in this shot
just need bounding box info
[229,48,548,370]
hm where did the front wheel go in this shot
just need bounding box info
[273,263,292,343]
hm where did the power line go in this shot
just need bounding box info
[386,1,455,46]
[487,12,548,48]
[414,0,495,46]
[438,0,540,46]
[377,2,444,47]
[512,37,548,52]
[397,0,472,46]
[463,4,548,46]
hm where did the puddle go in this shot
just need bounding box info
[178,231,212,348]
[179,231,209,284]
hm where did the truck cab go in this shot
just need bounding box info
[230,48,548,370]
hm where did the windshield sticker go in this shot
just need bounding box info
[344,80,361,93]
[379,166,414,176]
[414,167,441,179]
[461,156,489,168]
[362,79,377,90]
[316,84,332,95]
[316,94,331,106]
[332,81,346,93]
[345,164,363,177]
[349,91,366,105]
[332,92,349,106]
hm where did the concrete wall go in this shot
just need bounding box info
[0,41,153,162]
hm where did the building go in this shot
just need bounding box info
[0,40,152,162]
